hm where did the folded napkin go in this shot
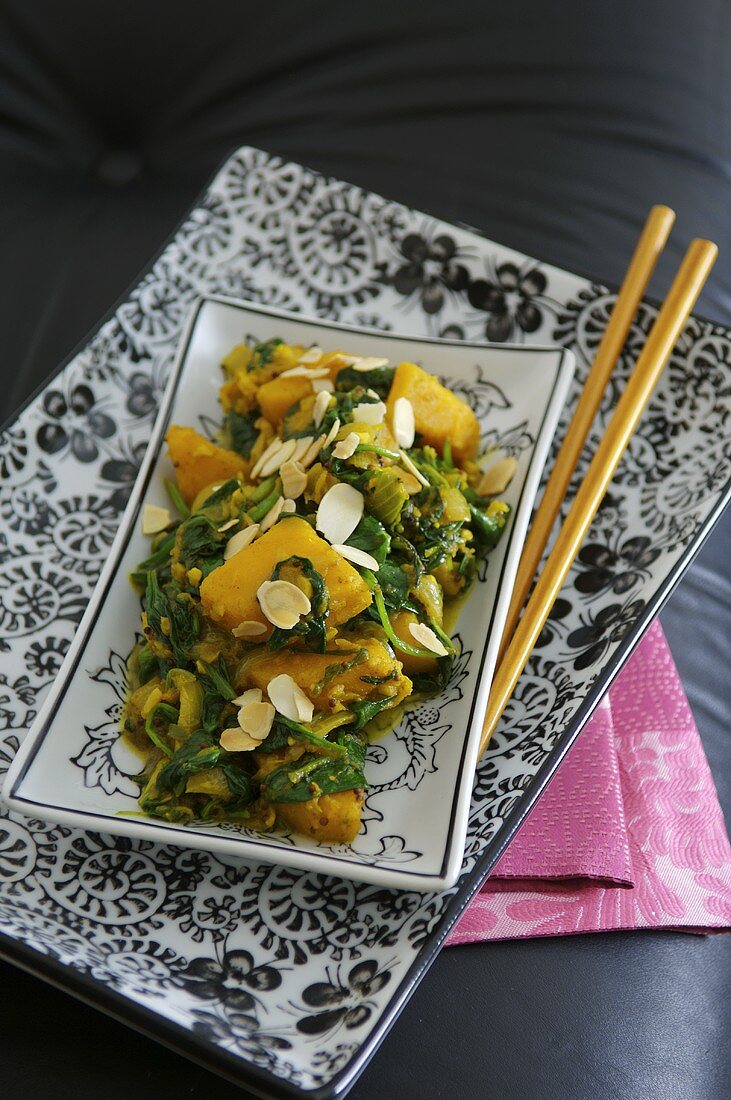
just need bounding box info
[448,622,731,943]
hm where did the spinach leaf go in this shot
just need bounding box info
[267,556,329,653]
[335,365,395,399]
[348,697,393,729]
[467,500,511,549]
[156,730,221,794]
[137,643,159,684]
[250,337,283,368]
[226,409,259,457]
[346,514,390,566]
[261,733,366,803]
[198,658,237,701]
[376,560,411,611]
[177,514,225,575]
[220,765,257,810]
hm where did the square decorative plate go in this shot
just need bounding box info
[3,296,574,892]
[0,147,729,1099]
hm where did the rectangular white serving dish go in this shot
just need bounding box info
[3,296,573,891]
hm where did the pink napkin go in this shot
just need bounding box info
[448,621,731,943]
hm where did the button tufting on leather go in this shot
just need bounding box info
[94,149,144,186]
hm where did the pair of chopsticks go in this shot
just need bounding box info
[477,207,717,759]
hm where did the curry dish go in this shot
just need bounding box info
[122,338,512,844]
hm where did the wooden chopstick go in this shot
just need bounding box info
[478,237,718,759]
[497,205,676,661]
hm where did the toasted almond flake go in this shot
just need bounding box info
[313,389,331,429]
[279,365,330,379]
[409,621,449,656]
[365,388,380,400]
[217,517,239,533]
[260,496,285,532]
[257,579,311,629]
[259,436,297,478]
[220,727,259,752]
[349,356,389,371]
[301,433,327,468]
[298,345,323,364]
[280,460,307,499]
[332,543,379,571]
[399,450,429,487]
[312,378,334,394]
[233,688,263,708]
[332,432,360,460]
[320,417,341,452]
[291,435,315,462]
[477,455,517,496]
[281,498,297,514]
[316,482,364,545]
[232,619,268,638]
[352,400,386,426]
[142,504,171,536]
[392,396,416,449]
[251,437,282,479]
[224,523,260,560]
[237,700,276,740]
[267,674,314,723]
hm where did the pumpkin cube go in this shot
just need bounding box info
[199,516,372,634]
[276,791,364,844]
[239,634,411,714]
[257,376,313,425]
[166,425,248,506]
[386,361,479,463]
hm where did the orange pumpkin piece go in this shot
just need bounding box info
[276,791,364,844]
[166,425,248,506]
[199,516,372,634]
[386,361,479,463]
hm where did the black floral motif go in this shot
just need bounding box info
[100,437,149,511]
[0,425,28,479]
[383,231,469,314]
[181,949,281,1011]
[296,960,391,1036]
[535,597,572,649]
[36,384,115,463]
[125,372,157,418]
[0,674,36,729]
[574,535,660,598]
[24,634,71,679]
[566,598,646,670]
[468,262,549,342]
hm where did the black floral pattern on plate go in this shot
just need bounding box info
[467,262,550,342]
[382,231,469,314]
[36,384,116,463]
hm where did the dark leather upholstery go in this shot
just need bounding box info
[1,2,729,1097]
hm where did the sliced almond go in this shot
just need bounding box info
[232,619,268,638]
[332,432,360,460]
[291,435,315,462]
[279,365,329,379]
[220,727,260,752]
[280,460,307,499]
[217,517,239,533]
[352,401,386,426]
[237,700,276,741]
[233,688,263,708]
[267,674,314,723]
[142,504,171,536]
[281,498,297,514]
[477,456,517,496]
[259,436,297,478]
[312,378,334,394]
[392,397,415,449]
[257,579,311,629]
[301,433,327,468]
[260,496,285,532]
[313,389,332,429]
[250,437,282,479]
[224,523,260,560]
[349,357,389,371]
[321,417,341,452]
[316,483,364,545]
[297,345,323,364]
[409,621,449,656]
[399,450,429,487]
[332,543,379,571]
